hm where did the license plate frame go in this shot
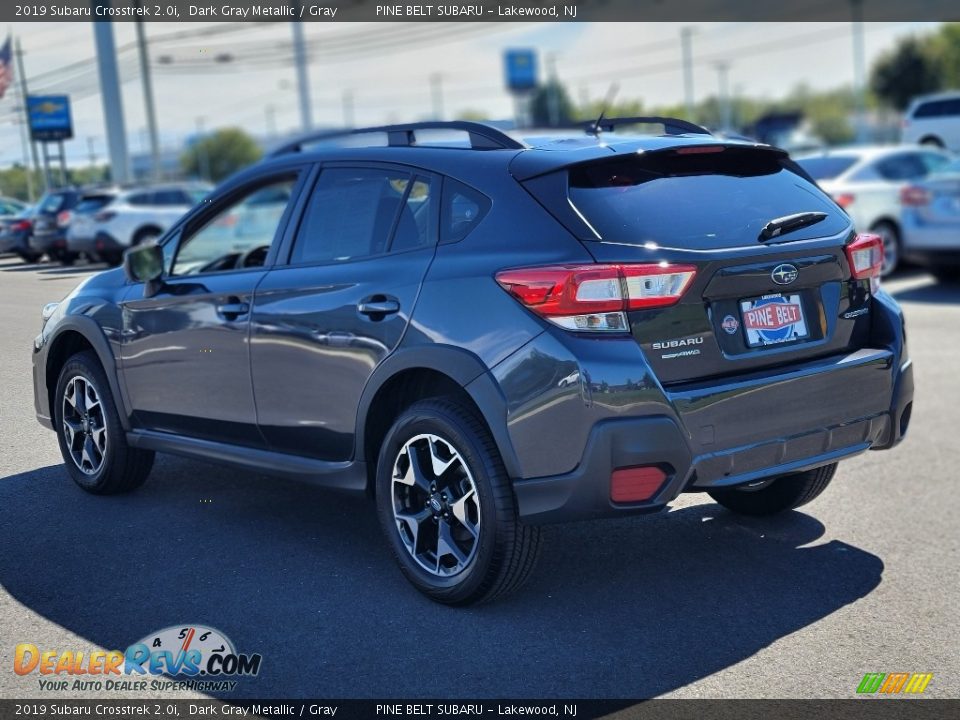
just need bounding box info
[739,293,810,348]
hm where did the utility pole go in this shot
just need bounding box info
[93,11,131,184]
[134,7,161,181]
[680,26,696,123]
[290,15,312,131]
[429,74,444,121]
[342,90,355,127]
[715,61,731,131]
[546,53,560,126]
[265,104,277,137]
[195,117,210,182]
[87,137,97,168]
[851,0,868,143]
[14,37,42,198]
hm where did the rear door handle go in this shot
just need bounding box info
[358,297,400,317]
[216,300,250,320]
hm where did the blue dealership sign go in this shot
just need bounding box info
[27,95,73,141]
[504,50,538,92]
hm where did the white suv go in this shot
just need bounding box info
[902,92,960,151]
[67,183,209,265]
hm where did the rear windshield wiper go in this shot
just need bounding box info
[758,211,828,242]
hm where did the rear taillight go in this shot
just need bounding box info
[833,193,855,209]
[845,233,883,292]
[56,210,72,228]
[12,220,31,232]
[900,185,931,207]
[495,263,697,332]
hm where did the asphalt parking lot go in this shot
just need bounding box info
[0,255,958,701]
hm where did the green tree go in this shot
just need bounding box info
[929,22,960,89]
[181,127,262,182]
[0,165,45,202]
[871,36,943,111]
[529,81,575,126]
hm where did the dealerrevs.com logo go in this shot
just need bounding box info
[14,625,262,693]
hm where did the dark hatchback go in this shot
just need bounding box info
[29,188,83,265]
[32,120,912,604]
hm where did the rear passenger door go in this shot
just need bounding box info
[249,164,439,461]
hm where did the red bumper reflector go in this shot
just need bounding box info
[610,466,667,503]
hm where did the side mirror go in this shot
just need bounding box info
[123,242,164,285]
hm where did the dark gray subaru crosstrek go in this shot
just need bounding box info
[32,119,913,605]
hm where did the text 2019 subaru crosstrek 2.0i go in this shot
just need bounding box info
[32,120,913,605]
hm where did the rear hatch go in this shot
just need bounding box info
[524,143,874,384]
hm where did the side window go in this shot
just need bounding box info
[172,175,297,276]
[127,192,154,206]
[943,99,960,117]
[441,178,490,244]
[153,189,188,206]
[291,168,435,265]
[876,154,927,181]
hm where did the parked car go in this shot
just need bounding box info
[32,120,912,605]
[900,157,960,282]
[29,188,83,265]
[902,91,960,151]
[796,145,953,275]
[0,205,39,262]
[66,183,210,266]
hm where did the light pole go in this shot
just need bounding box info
[134,5,161,181]
[715,61,731,131]
[680,26,697,123]
[851,0,868,143]
[429,74,444,121]
[290,14,312,131]
[92,8,131,184]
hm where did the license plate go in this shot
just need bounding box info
[740,293,809,347]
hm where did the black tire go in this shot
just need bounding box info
[16,250,41,264]
[919,135,944,149]
[375,398,541,605]
[54,351,154,494]
[707,463,837,517]
[103,252,124,267]
[870,220,901,277]
[931,267,960,284]
[58,252,76,267]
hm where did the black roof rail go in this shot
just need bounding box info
[269,121,526,157]
[583,116,712,136]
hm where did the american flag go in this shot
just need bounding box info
[0,36,13,100]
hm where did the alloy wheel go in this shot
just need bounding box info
[391,433,481,577]
[62,375,108,475]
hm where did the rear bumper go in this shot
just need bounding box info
[513,346,912,524]
[30,230,67,253]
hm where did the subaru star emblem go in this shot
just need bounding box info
[771,263,799,285]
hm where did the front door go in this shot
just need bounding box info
[120,172,303,446]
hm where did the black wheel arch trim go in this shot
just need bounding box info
[354,344,523,481]
[43,316,132,432]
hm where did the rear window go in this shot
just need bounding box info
[567,147,848,249]
[74,195,116,214]
[38,193,69,214]
[796,155,859,181]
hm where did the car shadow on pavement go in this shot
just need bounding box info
[0,457,883,699]
[891,282,960,305]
